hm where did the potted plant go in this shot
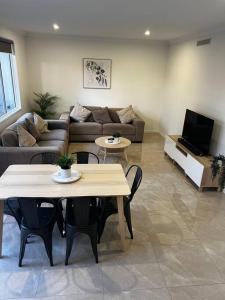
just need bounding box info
[33,92,59,119]
[211,154,225,192]
[57,155,74,179]
[112,132,121,143]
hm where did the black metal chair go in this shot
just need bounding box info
[7,197,57,267]
[65,197,99,265]
[3,152,61,229]
[29,152,65,237]
[4,198,22,228]
[98,165,143,243]
[71,151,99,164]
[29,152,60,164]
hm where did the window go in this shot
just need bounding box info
[0,38,21,119]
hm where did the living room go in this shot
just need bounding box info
[1,1,225,299]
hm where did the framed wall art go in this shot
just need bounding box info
[83,58,112,89]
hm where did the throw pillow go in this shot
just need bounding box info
[108,108,121,123]
[92,107,113,124]
[17,125,37,147]
[70,103,91,122]
[25,118,40,140]
[34,113,49,134]
[117,105,136,124]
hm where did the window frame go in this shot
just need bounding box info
[0,46,21,123]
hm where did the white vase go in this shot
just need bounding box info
[59,168,71,179]
[114,137,120,143]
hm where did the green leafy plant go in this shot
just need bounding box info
[57,155,74,170]
[211,154,225,191]
[33,92,59,119]
[112,132,121,138]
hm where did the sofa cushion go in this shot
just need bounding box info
[70,122,102,135]
[70,103,91,122]
[17,125,37,147]
[39,129,68,141]
[103,123,135,135]
[1,129,19,147]
[16,113,34,124]
[117,105,136,124]
[92,108,112,124]
[25,118,40,140]
[34,113,49,134]
[85,106,102,122]
[37,140,65,154]
[108,108,121,123]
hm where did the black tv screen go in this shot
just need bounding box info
[182,109,214,155]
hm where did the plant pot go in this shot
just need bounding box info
[59,168,71,179]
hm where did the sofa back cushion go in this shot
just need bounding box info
[92,107,112,124]
[108,108,121,123]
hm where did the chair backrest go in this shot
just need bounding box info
[72,151,99,164]
[30,152,60,164]
[16,197,55,229]
[125,165,143,202]
[66,197,94,226]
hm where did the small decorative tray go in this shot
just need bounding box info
[52,170,81,184]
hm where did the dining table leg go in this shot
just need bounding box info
[117,195,126,251]
[0,201,4,257]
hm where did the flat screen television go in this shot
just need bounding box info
[180,109,214,155]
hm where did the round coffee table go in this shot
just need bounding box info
[95,136,131,163]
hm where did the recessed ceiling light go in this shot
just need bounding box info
[145,30,151,36]
[53,23,60,31]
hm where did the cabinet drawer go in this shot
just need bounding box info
[185,155,204,187]
[164,136,176,159]
[173,146,187,169]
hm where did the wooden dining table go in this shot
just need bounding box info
[0,164,130,257]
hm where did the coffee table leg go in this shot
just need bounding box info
[124,149,128,162]
[0,201,4,257]
[103,148,107,163]
[117,195,126,251]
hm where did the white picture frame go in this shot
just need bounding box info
[83,58,112,89]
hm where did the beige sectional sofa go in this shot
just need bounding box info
[0,113,68,175]
[60,106,145,142]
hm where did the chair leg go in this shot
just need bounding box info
[89,231,98,263]
[56,210,65,237]
[19,230,29,267]
[65,231,74,265]
[42,231,53,266]
[124,205,133,239]
[54,200,65,237]
[98,216,107,243]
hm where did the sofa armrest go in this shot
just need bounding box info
[59,112,70,123]
[0,146,61,176]
[132,115,145,142]
[46,119,69,131]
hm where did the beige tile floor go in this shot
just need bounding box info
[2,133,225,300]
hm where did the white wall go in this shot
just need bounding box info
[161,31,225,154]
[0,26,28,131]
[26,35,167,131]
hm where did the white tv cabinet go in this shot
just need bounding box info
[164,135,218,191]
